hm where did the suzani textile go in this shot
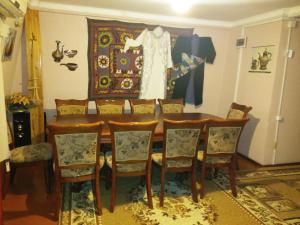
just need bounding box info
[87,19,193,99]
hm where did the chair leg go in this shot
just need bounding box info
[105,167,112,190]
[95,171,102,215]
[191,164,198,203]
[235,155,240,171]
[146,173,153,209]
[159,167,165,207]
[44,160,52,193]
[199,162,206,199]
[110,171,116,212]
[54,177,62,220]
[9,164,16,186]
[228,162,237,197]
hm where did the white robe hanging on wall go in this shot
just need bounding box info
[124,26,173,99]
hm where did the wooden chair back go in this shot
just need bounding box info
[158,98,184,114]
[95,99,125,115]
[49,121,103,173]
[227,102,252,119]
[55,99,89,116]
[129,99,156,114]
[108,120,158,173]
[162,119,206,168]
[203,119,249,160]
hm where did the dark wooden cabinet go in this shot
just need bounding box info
[12,111,31,147]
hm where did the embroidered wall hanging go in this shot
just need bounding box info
[87,19,193,100]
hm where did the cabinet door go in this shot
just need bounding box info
[275,26,300,164]
[12,112,31,147]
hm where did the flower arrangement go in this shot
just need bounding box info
[6,93,35,111]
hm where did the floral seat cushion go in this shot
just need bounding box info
[162,104,183,113]
[197,151,231,164]
[105,151,146,173]
[152,153,192,168]
[61,153,105,178]
[10,142,52,163]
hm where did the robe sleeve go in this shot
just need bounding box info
[203,37,216,64]
[166,32,173,69]
[172,36,184,65]
[124,29,147,52]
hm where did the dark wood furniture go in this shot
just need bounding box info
[226,102,252,119]
[95,99,125,115]
[129,99,156,114]
[106,120,158,212]
[11,111,31,147]
[158,98,184,114]
[55,99,89,116]
[198,118,249,198]
[152,119,206,206]
[48,121,104,219]
[48,113,219,143]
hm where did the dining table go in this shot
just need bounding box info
[47,113,220,143]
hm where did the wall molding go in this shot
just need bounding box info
[28,1,300,28]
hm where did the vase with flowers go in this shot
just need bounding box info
[6,93,36,112]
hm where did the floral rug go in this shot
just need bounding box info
[60,182,102,225]
[213,165,300,225]
[125,181,217,225]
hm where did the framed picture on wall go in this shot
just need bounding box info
[2,28,17,61]
[249,45,274,73]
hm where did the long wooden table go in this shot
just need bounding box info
[48,113,219,143]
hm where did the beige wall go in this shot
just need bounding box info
[39,11,232,117]
[236,20,286,164]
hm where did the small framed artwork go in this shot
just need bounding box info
[249,45,274,74]
[2,28,17,61]
[236,37,247,48]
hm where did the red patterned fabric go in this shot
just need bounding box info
[87,19,193,99]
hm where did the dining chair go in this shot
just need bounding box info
[95,99,125,115]
[225,102,252,170]
[105,120,158,212]
[226,102,252,119]
[152,119,206,206]
[48,121,104,219]
[7,120,52,193]
[129,99,156,114]
[55,99,89,116]
[198,118,249,198]
[158,98,184,114]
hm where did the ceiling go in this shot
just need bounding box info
[34,0,300,22]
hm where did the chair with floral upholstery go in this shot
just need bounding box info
[158,98,184,114]
[95,99,125,115]
[7,120,52,193]
[129,99,156,114]
[105,120,158,212]
[226,102,252,119]
[55,99,89,116]
[198,118,249,198]
[152,119,206,206]
[48,121,104,219]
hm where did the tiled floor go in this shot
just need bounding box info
[3,155,259,225]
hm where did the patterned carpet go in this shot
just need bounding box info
[213,165,300,225]
[59,165,300,225]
